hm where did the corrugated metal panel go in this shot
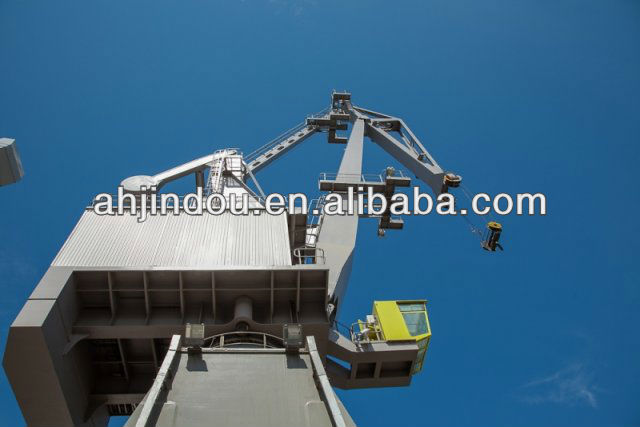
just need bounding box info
[52,210,292,267]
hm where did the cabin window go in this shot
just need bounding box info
[397,302,428,336]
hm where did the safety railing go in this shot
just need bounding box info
[331,319,384,344]
[293,246,325,265]
[305,196,327,248]
[204,331,284,349]
[319,169,409,183]
[307,196,326,226]
[212,147,242,157]
[204,148,244,197]
[244,106,331,165]
[349,320,385,344]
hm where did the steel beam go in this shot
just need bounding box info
[134,335,182,427]
[316,118,365,311]
[246,126,318,174]
[366,123,445,195]
[307,335,347,427]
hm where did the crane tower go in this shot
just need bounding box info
[3,92,499,427]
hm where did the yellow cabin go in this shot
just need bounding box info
[357,300,431,374]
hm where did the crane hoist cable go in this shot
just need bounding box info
[455,183,504,251]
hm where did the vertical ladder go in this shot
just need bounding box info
[204,149,245,196]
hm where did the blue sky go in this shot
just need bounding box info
[1,0,639,426]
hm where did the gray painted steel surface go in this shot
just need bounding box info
[125,347,356,427]
[0,138,24,186]
[307,335,347,427]
[4,266,332,427]
[53,210,292,267]
[316,118,365,308]
[4,92,453,427]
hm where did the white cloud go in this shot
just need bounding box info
[519,363,599,408]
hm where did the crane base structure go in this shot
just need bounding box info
[123,335,357,427]
[4,92,496,427]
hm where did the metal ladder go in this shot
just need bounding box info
[204,149,244,196]
[305,195,327,248]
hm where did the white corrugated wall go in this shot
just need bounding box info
[52,210,292,267]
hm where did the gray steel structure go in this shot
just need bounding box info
[0,138,24,186]
[4,92,461,427]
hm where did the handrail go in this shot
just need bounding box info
[134,335,182,427]
[319,169,409,183]
[244,106,331,164]
[307,336,347,427]
[204,331,285,349]
[293,246,325,265]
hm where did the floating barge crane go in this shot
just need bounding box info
[3,92,501,427]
